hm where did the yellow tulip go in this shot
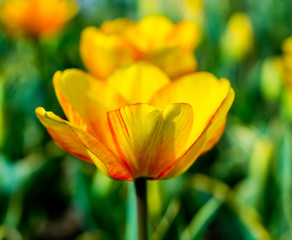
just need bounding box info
[35,62,234,181]
[80,15,200,79]
[0,0,78,38]
[220,12,254,60]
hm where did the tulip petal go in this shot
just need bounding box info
[107,103,193,179]
[145,47,197,79]
[151,72,233,148]
[80,27,139,79]
[162,88,234,179]
[200,88,234,154]
[107,61,170,103]
[107,104,162,178]
[53,69,127,146]
[151,103,194,178]
[167,20,201,51]
[35,107,132,181]
[100,18,136,35]
[282,36,292,55]
[125,15,174,52]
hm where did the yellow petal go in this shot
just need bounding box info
[53,69,127,146]
[283,64,292,88]
[100,18,136,35]
[151,72,233,148]
[152,103,194,179]
[162,88,234,179]
[125,15,174,52]
[161,128,207,179]
[107,61,170,103]
[282,36,292,54]
[80,27,139,79]
[283,54,292,71]
[167,20,201,51]
[107,104,162,179]
[282,37,292,86]
[200,88,234,154]
[107,103,193,179]
[35,107,132,181]
[145,47,197,79]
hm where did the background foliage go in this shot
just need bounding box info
[0,0,292,239]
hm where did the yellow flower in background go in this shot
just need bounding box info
[220,12,254,61]
[80,15,200,79]
[281,36,292,120]
[281,36,292,90]
[35,62,234,181]
[181,0,204,27]
[0,0,78,38]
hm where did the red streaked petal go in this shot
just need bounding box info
[107,103,193,179]
[53,69,127,148]
[35,107,133,181]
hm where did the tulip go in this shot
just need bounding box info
[0,0,78,38]
[36,62,234,240]
[35,62,234,181]
[80,15,200,79]
[220,12,254,61]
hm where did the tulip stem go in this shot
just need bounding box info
[135,178,148,240]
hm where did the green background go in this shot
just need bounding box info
[0,0,291,239]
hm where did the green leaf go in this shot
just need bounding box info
[280,126,292,239]
[151,198,180,240]
[180,197,222,240]
[187,174,271,240]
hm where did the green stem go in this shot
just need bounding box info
[135,178,148,240]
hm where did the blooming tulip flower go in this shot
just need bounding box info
[80,15,200,79]
[0,0,78,38]
[35,62,234,181]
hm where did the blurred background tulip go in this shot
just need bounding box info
[80,15,200,79]
[0,0,78,39]
[260,57,283,101]
[0,0,292,239]
[220,12,254,61]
